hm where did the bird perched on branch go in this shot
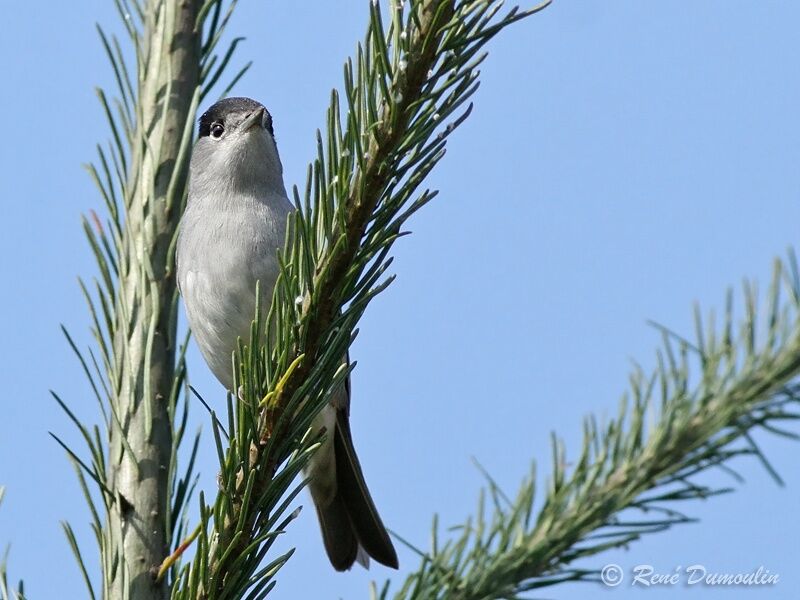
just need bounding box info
[176,96,398,571]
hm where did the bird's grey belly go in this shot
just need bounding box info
[181,242,278,391]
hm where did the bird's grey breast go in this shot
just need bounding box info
[177,192,291,389]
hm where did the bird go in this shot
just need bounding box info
[176,96,398,571]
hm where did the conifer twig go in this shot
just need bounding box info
[58,1,248,598]
[170,2,553,598]
[376,253,800,600]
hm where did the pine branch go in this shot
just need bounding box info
[375,253,800,600]
[268,0,549,433]
[170,1,552,598]
[100,4,202,597]
[58,1,248,599]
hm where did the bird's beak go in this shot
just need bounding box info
[241,107,265,132]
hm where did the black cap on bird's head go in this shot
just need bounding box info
[198,96,274,139]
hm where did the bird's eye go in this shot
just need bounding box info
[210,122,225,138]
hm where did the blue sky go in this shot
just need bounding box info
[1,1,799,599]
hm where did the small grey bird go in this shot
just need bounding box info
[177,97,398,571]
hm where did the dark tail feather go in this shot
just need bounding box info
[333,412,399,569]
[315,490,359,571]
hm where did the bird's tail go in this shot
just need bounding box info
[313,412,398,571]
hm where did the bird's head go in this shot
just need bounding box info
[189,97,285,198]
